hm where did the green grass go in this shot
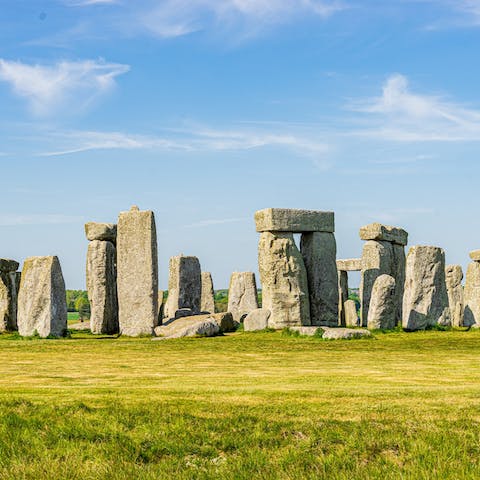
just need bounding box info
[1,330,480,479]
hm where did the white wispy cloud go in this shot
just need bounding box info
[351,74,480,142]
[0,58,129,116]
[0,213,83,226]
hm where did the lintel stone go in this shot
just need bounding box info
[359,223,408,246]
[469,250,480,262]
[255,208,334,233]
[85,222,117,243]
[336,258,362,271]
[0,259,19,273]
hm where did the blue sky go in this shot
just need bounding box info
[1,0,480,289]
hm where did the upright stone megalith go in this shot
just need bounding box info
[446,264,464,327]
[300,232,339,326]
[201,272,215,314]
[338,270,348,327]
[0,259,20,332]
[164,255,201,320]
[258,232,310,328]
[117,206,158,336]
[87,240,118,334]
[464,252,480,327]
[402,246,450,330]
[367,274,396,330]
[227,272,259,323]
[17,256,67,337]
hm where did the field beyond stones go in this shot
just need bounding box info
[1,331,480,479]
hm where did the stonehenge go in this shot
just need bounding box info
[445,265,464,327]
[337,258,361,327]
[402,246,450,330]
[0,259,20,332]
[256,208,338,328]
[85,223,118,335]
[227,271,259,323]
[17,256,67,337]
[367,274,396,330]
[164,255,202,320]
[201,272,215,314]
[464,252,480,327]
[117,206,158,336]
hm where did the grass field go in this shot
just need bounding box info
[1,330,480,479]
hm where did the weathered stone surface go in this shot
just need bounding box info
[300,232,339,326]
[0,259,19,273]
[289,326,323,336]
[259,232,310,328]
[367,274,396,330]
[402,246,451,330]
[117,206,158,336]
[446,265,464,327]
[244,308,271,331]
[255,208,334,233]
[338,271,348,327]
[85,222,117,243]
[164,255,201,320]
[153,316,220,339]
[359,223,408,246]
[157,290,164,325]
[212,312,237,333]
[464,262,480,327]
[201,272,215,314]
[344,299,359,327]
[392,244,406,326]
[86,240,118,335]
[227,272,259,323]
[336,258,362,272]
[322,327,372,340]
[0,270,20,332]
[360,241,394,327]
[469,250,480,262]
[17,256,67,337]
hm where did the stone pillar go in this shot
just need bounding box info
[0,259,20,332]
[464,250,480,327]
[367,274,396,330]
[117,206,158,336]
[446,264,464,327]
[258,232,310,328]
[300,232,339,326]
[201,272,215,314]
[359,223,408,327]
[227,272,259,323]
[338,270,348,327]
[163,255,201,320]
[402,246,450,330]
[17,256,67,337]
[344,299,359,327]
[86,239,118,334]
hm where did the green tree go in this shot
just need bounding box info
[75,296,91,321]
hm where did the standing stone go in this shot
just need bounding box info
[201,272,215,314]
[117,206,158,336]
[445,265,464,327]
[344,299,359,327]
[164,255,201,320]
[402,246,450,330]
[300,232,339,327]
[464,262,480,327]
[338,270,348,327]
[227,272,259,323]
[157,290,165,325]
[87,240,118,334]
[392,244,406,326]
[0,260,20,332]
[360,241,394,327]
[367,274,396,330]
[17,256,67,337]
[258,232,310,328]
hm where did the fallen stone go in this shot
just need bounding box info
[464,262,480,327]
[164,255,201,320]
[227,272,259,323]
[300,232,339,326]
[117,206,158,336]
[470,250,480,262]
[402,246,451,330]
[86,240,118,335]
[201,272,215,314]
[17,256,67,337]
[322,327,372,340]
[446,265,464,327]
[336,258,362,272]
[359,223,408,246]
[153,317,220,339]
[0,259,19,273]
[367,274,396,330]
[259,231,311,328]
[344,299,359,327]
[85,222,117,243]
[255,208,334,233]
[289,326,323,336]
[244,308,271,331]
